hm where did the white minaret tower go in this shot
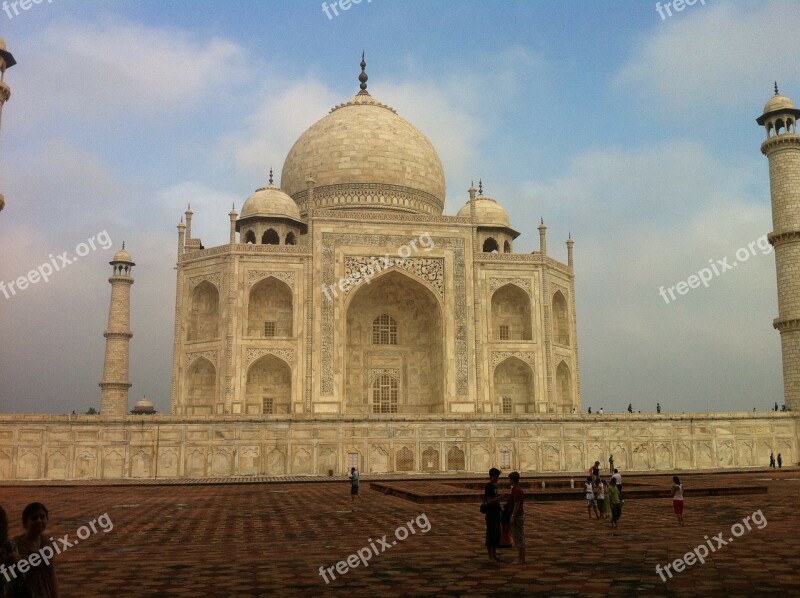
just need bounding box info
[757,83,800,411]
[100,245,135,416]
[0,37,16,213]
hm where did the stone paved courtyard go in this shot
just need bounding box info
[2,470,799,597]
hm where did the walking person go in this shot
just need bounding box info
[12,502,59,598]
[770,452,776,468]
[611,468,623,502]
[507,472,525,564]
[609,478,622,529]
[595,477,606,520]
[585,476,600,519]
[483,468,504,562]
[602,480,612,520]
[349,467,360,504]
[672,476,685,526]
[777,453,783,468]
[590,461,601,481]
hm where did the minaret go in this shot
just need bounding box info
[100,245,135,416]
[757,83,800,410]
[0,38,16,213]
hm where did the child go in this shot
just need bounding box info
[12,502,59,598]
[585,476,599,519]
[595,478,606,519]
[609,478,622,529]
[672,476,685,526]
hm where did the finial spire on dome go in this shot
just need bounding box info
[478,179,483,195]
[358,52,369,94]
[269,167,274,185]
[775,81,780,96]
[122,241,125,250]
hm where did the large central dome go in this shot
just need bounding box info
[281,62,446,216]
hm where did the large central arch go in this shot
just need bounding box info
[345,269,444,414]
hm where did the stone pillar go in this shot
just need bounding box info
[758,86,800,410]
[100,246,135,416]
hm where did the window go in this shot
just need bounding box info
[502,397,512,414]
[499,325,509,341]
[264,321,276,337]
[372,314,397,345]
[372,374,398,414]
[500,450,511,469]
[262,398,273,414]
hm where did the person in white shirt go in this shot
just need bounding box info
[611,469,623,501]
[585,477,599,519]
[672,476,684,526]
[594,478,606,519]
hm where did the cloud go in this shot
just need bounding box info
[615,2,800,121]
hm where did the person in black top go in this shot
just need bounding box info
[484,467,503,562]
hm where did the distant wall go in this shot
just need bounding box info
[0,413,796,480]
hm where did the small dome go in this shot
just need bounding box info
[131,398,156,415]
[240,183,302,223]
[112,248,134,263]
[457,196,512,229]
[134,398,153,409]
[763,94,795,114]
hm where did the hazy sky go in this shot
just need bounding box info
[0,0,795,414]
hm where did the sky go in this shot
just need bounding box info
[0,0,796,415]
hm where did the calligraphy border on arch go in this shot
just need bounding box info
[245,348,295,366]
[185,350,218,368]
[488,277,532,295]
[188,273,221,291]
[247,270,295,290]
[321,233,466,396]
[491,351,536,368]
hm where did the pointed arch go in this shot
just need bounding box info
[244,230,256,244]
[185,357,216,415]
[493,356,534,413]
[447,446,465,471]
[262,228,279,245]
[556,361,573,413]
[482,237,499,253]
[285,231,297,245]
[246,354,292,415]
[187,281,219,341]
[247,276,293,337]
[552,290,570,346]
[503,240,512,253]
[491,283,532,341]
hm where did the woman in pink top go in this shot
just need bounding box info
[672,476,685,526]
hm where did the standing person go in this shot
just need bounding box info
[672,476,685,526]
[507,472,525,564]
[484,468,503,562]
[609,479,622,529]
[1,505,22,598]
[778,453,783,468]
[611,468,623,502]
[585,476,599,519]
[602,480,612,520]
[12,502,58,598]
[595,477,606,520]
[656,402,661,414]
[599,407,604,415]
[609,454,614,473]
[627,403,633,414]
[349,467,360,503]
[588,407,592,414]
[770,452,776,468]
[590,461,601,480]
[775,402,779,412]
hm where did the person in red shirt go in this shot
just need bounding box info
[507,471,525,564]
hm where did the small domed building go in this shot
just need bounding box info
[166,57,581,475]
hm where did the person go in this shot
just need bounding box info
[608,478,622,529]
[775,402,779,412]
[656,403,661,414]
[571,406,576,414]
[599,407,604,415]
[587,407,592,414]
[770,452,776,468]
[609,454,614,473]
[611,468,623,501]
[777,453,783,468]
[602,480,612,519]
[1,505,22,598]
[349,467,360,503]
[585,476,599,519]
[671,476,685,526]
[590,461,600,480]
[507,472,525,564]
[484,468,503,562]
[595,477,606,520]
[12,502,59,598]
[627,403,633,414]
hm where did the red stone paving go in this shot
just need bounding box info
[1,469,799,597]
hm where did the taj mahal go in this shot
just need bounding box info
[0,48,798,480]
